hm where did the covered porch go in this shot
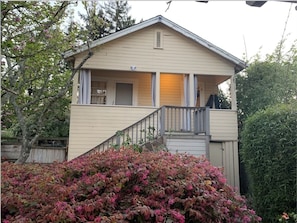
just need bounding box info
[72,69,237,110]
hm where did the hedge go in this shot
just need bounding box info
[241,103,297,222]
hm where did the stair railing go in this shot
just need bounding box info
[79,106,210,157]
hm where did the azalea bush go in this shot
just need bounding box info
[2,149,262,222]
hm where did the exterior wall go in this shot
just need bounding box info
[209,141,240,190]
[68,105,156,160]
[91,70,152,106]
[209,110,238,141]
[74,24,235,76]
[160,73,183,106]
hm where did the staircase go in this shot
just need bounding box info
[78,106,210,157]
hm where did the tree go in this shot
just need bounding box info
[79,0,135,41]
[1,2,93,164]
[236,40,297,128]
[218,88,231,109]
[104,1,135,33]
[79,1,110,40]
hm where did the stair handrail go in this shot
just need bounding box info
[79,106,163,157]
[77,106,210,158]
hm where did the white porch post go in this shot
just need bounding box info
[155,71,161,107]
[230,74,237,110]
[189,73,195,107]
[194,74,198,107]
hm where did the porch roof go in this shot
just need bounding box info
[64,15,246,73]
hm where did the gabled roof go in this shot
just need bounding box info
[64,15,246,72]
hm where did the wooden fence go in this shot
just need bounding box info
[1,138,68,163]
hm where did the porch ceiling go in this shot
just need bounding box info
[198,75,230,85]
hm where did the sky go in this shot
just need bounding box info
[128,1,297,61]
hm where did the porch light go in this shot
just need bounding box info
[130,65,136,71]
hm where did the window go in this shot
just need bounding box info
[154,30,163,49]
[91,81,107,104]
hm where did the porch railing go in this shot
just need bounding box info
[80,106,210,157]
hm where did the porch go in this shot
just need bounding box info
[72,69,237,110]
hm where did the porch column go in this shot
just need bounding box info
[194,74,198,107]
[189,73,195,107]
[155,71,161,107]
[230,74,237,110]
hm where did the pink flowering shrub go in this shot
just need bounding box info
[1,149,261,222]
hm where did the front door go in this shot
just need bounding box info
[115,83,133,105]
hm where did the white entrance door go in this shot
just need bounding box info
[115,83,133,105]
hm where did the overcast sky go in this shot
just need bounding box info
[128,1,297,61]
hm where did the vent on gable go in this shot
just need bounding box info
[154,30,163,49]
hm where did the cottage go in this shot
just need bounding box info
[64,15,246,189]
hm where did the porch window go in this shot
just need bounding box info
[91,81,107,104]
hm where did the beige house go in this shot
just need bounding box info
[64,15,245,189]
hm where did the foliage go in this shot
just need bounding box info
[104,1,136,33]
[278,212,297,223]
[236,40,297,195]
[241,103,297,222]
[236,40,297,126]
[2,149,262,222]
[218,88,231,109]
[79,0,135,40]
[79,1,110,40]
[1,2,92,163]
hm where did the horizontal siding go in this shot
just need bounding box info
[166,138,206,157]
[210,110,238,141]
[160,74,183,106]
[75,24,235,76]
[92,70,152,106]
[68,105,156,160]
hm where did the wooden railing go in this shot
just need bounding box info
[79,106,210,157]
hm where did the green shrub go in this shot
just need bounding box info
[2,149,261,222]
[241,103,297,222]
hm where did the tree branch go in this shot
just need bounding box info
[34,48,94,132]
[1,86,18,96]
[165,1,172,12]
